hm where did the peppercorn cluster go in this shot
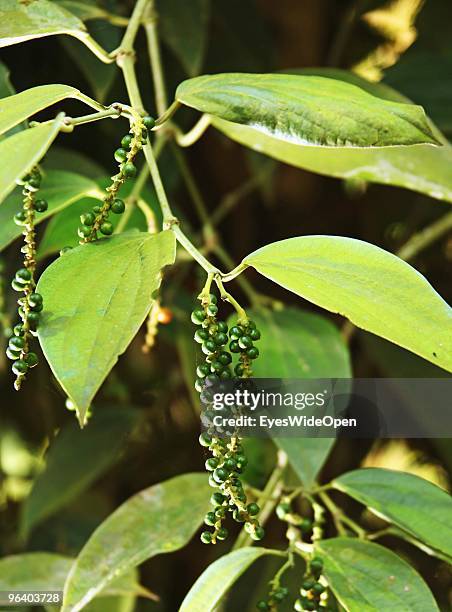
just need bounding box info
[191,293,264,544]
[294,556,330,612]
[256,585,290,610]
[7,168,47,389]
[76,115,155,243]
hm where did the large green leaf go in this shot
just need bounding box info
[0,0,87,48]
[0,170,99,251]
[0,118,64,203]
[37,231,176,425]
[179,547,282,612]
[0,553,145,600]
[333,468,452,560]
[237,307,351,487]
[317,538,439,612]
[62,473,210,611]
[210,69,452,204]
[0,84,80,136]
[242,236,452,372]
[158,0,210,76]
[21,407,141,537]
[176,73,439,148]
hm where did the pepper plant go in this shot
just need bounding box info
[0,0,451,611]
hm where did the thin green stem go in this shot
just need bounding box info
[154,101,182,127]
[142,141,174,223]
[63,106,122,127]
[116,0,149,54]
[118,55,145,113]
[172,225,220,274]
[215,276,247,321]
[213,245,263,307]
[76,32,114,64]
[221,262,248,283]
[318,491,366,538]
[233,450,288,550]
[143,1,168,116]
[396,210,452,261]
[174,114,211,147]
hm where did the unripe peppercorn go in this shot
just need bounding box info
[191,309,206,324]
[100,222,113,236]
[200,531,212,544]
[121,134,132,149]
[111,198,125,214]
[12,360,28,375]
[80,212,95,226]
[143,115,155,130]
[123,162,137,178]
[34,199,48,213]
[114,148,127,163]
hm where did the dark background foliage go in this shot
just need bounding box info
[0,1,451,610]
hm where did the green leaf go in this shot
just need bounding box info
[238,307,351,486]
[21,407,141,537]
[317,538,439,612]
[176,73,439,148]
[179,547,282,612]
[0,84,80,136]
[333,468,452,560]
[37,231,176,425]
[243,236,452,372]
[0,553,145,600]
[37,198,146,259]
[0,0,86,47]
[211,69,452,205]
[0,118,64,203]
[158,0,210,76]
[0,60,15,100]
[62,473,210,611]
[0,170,99,252]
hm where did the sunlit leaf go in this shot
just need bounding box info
[333,468,452,560]
[176,72,439,147]
[37,231,176,425]
[62,473,210,611]
[243,236,452,372]
[317,537,439,611]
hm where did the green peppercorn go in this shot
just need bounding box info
[29,300,43,312]
[256,601,269,611]
[6,348,20,360]
[12,359,28,375]
[143,115,155,130]
[93,205,102,213]
[211,492,226,506]
[194,328,209,343]
[232,509,246,522]
[247,502,260,516]
[197,363,211,378]
[100,222,113,236]
[191,309,206,325]
[213,467,228,483]
[202,339,217,355]
[205,457,219,471]
[199,432,212,447]
[218,351,232,365]
[81,212,95,226]
[229,326,243,339]
[78,225,92,238]
[11,279,26,292]
[114,148,127,163]
[194,378,204,393]
[28,176,41,189]
[216,527,228,540]
[234,364,244,376]
[28,293,43,308]
[200,531,212,544]
[310,558,323,574]
[247,346,259,359]
[25,352,39,368]
[215,506,226,518]
[123,162,137,178]
[204,511,216,526]
[213,332,228,346]
[227,340,239,353]
[111,198,125,214]
[224,458,237,471]
[207,304,218,316]
[121,134,132,149]
[27,311,40,327]
[14,212,27,226]
[220,369,232,379]
[216,321,228,332]
[13,324,25,336]
[312,582,325,595]
[250,328,261,341]
[301,579,315,592]
[300,518,313,533]
[15,268,32,283]
[305,602,316,611]
[9,336,25,350]
[239,335,253,350]
[34,199,48,213]
[250,525,265,541]
[141,127,148,142]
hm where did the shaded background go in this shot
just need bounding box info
[0,0,451,610]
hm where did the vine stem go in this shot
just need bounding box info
[215,276,247,321]
[143,1,168,116]
[173,115,212,147]
[232,450,288,550]
[62,106,122,127]
[318,491,366,538]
